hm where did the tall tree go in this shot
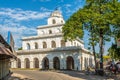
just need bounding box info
[63,0,120,73]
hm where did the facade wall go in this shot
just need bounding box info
[12,10,94,71]
[12,50,94,71]
[37,26,62,35]
[0,59,10,79]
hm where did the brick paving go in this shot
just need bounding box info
[9,70,120,80]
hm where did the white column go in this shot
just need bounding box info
[39,60,42,69]
[49,59,53,69]
[21,61,24,68]
[30,61,34,68]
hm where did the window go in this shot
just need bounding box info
[61,40,66,47]
[49,30,52,34]
[27,43,30,50]
[56,28,61,33]
[61,20,63,23]
[51,41,56,48]
[35,42,38,49]
[41,31,45,34]
[43,42,47,48]
[52,19,56,24]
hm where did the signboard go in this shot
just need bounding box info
[117,38,120,48]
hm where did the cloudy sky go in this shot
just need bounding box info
[0,0,112,54]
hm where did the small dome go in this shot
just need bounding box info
[50,10,63,18]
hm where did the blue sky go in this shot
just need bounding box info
[0,0,112,54]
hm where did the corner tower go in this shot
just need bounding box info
[47,9,65,25]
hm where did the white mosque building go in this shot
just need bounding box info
[11,10,94,70]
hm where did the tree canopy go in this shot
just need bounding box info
[62,0,120,70]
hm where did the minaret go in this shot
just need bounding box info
[47,9,65,25]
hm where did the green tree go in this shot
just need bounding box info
[63,0,120,72]
[108,44,120,60]
[18,47,22,50]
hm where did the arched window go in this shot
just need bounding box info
[61,40,66,47]
[27,43,30,50]
[24,58,30,68]
[61,20,63,23]
[41,31,45,34]
[52,19,56,24]
[17,58,21,68]
[49,30,52,34]
[66,56,74,70]
[43,42,47,48]
[35,42,38,49]
[56,28,61,33]
[53,57,60,70]
[51,41,56,48]
[42,57,49,69]
[34,58,39,68]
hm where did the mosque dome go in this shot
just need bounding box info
[50,9,63,18]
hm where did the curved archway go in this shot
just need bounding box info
[42,57,49,69]
[66,56,74,70]
[51,41,56,48]
[81,57,83,70]
[35,42,38,49]
[84,57,87,69]
[24,58,30,68]
[27,43,30,50]
[49,30,52,34]
[52,19,56,24]
[17,58,21,68]
[43,42,47,48]
[53,57,60,70]
[34,58,39,68]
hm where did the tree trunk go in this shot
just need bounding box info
[99,31,103,69]
[92,45,97,69]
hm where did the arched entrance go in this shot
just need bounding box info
[81,57,83,70]
[34,58,39,68]
[24,58,30,68]
[53,57,60,70]
[42,57,49,69]
[17,58,21,68]
[66,56,74,70]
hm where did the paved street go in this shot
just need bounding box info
[9,70,117,80]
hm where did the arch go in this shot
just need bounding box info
[35,42,38,49]
[66,56,74,70]
[17,58,21,68]
[61,40,66,47]
[24,58,30,68]
[43,41,47,48]
[53,57,60,70]
[52,19,56,24]
[51,41,56,48]
[56,28,61,33]
[27,43,30,50]
[42,57,49,69]
[41,30,45,34]
[81,57,83,70]
[33,58,39,68]
[61,20,63,23]
[84,57,87,69]
[49,30,52,34]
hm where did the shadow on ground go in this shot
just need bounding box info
[55,70,119,80]
[8,76,34,80]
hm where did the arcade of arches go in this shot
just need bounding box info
[16,56,93,70]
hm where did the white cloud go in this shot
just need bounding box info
[0,8,51,21]
[0,22,36,49]
[40,7,52,12]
